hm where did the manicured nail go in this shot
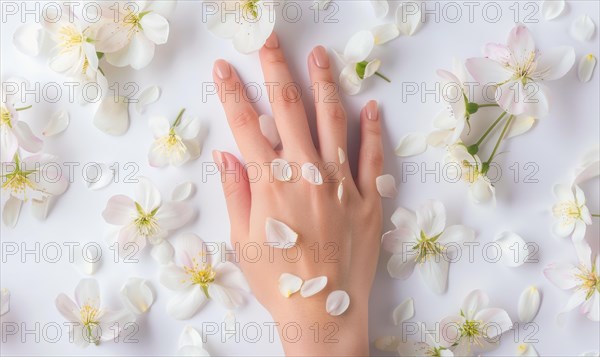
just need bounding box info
[366,100,378,121]
[212,150,224,171]
[264,32,279,49]
[214,60,231,80]
[312,46,330,69]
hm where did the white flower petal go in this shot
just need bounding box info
[135,86,161,114]
[13,24,44,56]
[374,336,399,352]
[339,65,362,95]
[535,46,576,81]
[159,263,192,291]
[578,54,597,82]
[93,96,130,136]
[271,159,292,182]
[370,0,389,18]
[388,254,418,279]
[392,297,414,325]
[495,231,531,267]
[313,0,331,10]
[300,276,328,298]
[74,278,100,308]
[151,239,174,265]
[461,289,489,319]
[207,283,245,310]
[1,288,10,316]
[259,114,281,149]
[72,243,101,275]
[139,13,170,45]
[338,147,346,164]
[395,133,427,157]
[396,2,422,36]
[517,343,539,357]
[85,163,115,191]
[371,23,399,45]
[136,176,162,212]
[301,163,323,185]
[541,0,565,20]
[343,30,375,62]
[337,179,344,203]
[417,200,446,238]
[106,32,156,70]
[326,290,350,316]
[506,116,536,139]
[278,273,303,298]
[43,110,69,137]
[580,352,600,357]
[376,174,398,198]
[474,307,513,337]
[178,325,205,350]
[543,262,579,290]
[420,258,449,294]
[518,286,541,323]
[55,293,79,322]
[364,59,381,78]
[438,225,475,245]
[167,287,207,320]
[13,121,43,153]
[171,182,195,201]
[265,217,298,248]
[120,278,154,315]
[2,196,22,228]
[231,4,275,54]
[570,15,596,42]
[224,310,237,340]
[31,197,51,221]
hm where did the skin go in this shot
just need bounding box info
[211,31,384,356]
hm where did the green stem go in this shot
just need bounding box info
[475,111,507,147]
[173,108,186,127]
[485,114,514,165]
[478,103,499,108]
[15,105,32,111]
[375,72,391,83]
[592,214,600,218]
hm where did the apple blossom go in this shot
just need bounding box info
[102,177,194,253]
[439,289,513,356]
[465,24,575,118]
[1,153,69,227]
[204,0,276,54]
[159,233,250,319]
[55,279,135,347]
[1,85,42,162]
[148,109,202,167]
[444,143,496,204]
[382,200,475,294]
[551,184,592,242]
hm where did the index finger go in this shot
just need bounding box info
[213,59,275,162]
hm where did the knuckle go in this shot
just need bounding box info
[230,110,254,129]
[364,121,381,136]
[324,105,346,125]
[273,83,302,107]
[362,148,384,168]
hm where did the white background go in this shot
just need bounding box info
[1,0,599,356]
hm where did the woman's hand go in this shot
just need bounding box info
[211,31,384,356]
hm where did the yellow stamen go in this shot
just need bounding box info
[1,105,12,128]
[413,231,444,264]
[79,304,101,345]
[183,254,216,298]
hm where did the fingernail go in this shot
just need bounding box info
[264,32,279,49]
[214,60,231,80]
[212,150,224,171]
[312,46,330,69]
[366,100,378,121]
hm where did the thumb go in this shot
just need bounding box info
[212,150,251,239]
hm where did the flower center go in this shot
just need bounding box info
[184,258,216,298]
[426,346,446,357]
[459,319,484,350]
[512,51,537,81]
[413,231,444,263]
[58,25,85,51]
[1,105,12,128]
[133,202,159,237]
[553,201,582,225]
[124,9,149,37]
[242,0,260,19]
[576,264,600,300]
[155,129,187,159]
[79,304,101,345]
[1,156,36,197]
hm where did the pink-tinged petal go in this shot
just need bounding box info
[439,315,464,347]
[55,293,80,322]
[465,57,513,84]
[507,25,536,64]
[159,263,192,291]
[1,128,18,163]
[94,21,130,53]
[484,43,511,64]
[99,309,136,342]
[148,140,169,167]
[117,224,147,252]
[93,95,130,136]
[381,227,417,254]
[214,262,250,292]
[543,262,579,290]
[496,80,526,116]
[74,278,100,308]
[175,232,207,268]
[167,287,207,320]
[534,46,575,80]
[387,254,417,279]
[13,121,43,153]
[139,13,169,45]
[135,177,161,212]
[419,257,449,294]
[416,200,446,237]
[581,292,599,321]
[474,308,513,338]
[102,195,135,225]
[461,289,490,319]
[2,196,22,228]
[156,201,194,231]
[520,84,549,118]
[105,32,155,70]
